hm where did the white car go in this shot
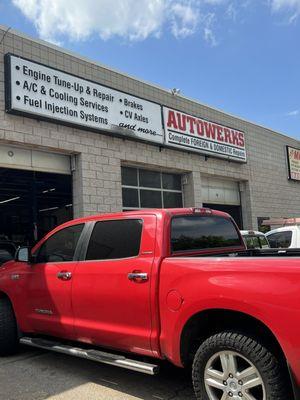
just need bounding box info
[240,230,270,249]
[266,225,300,248]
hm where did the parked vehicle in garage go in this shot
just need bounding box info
[0,208,300,400]
[240,230,270,249]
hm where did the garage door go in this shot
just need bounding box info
[0,145,71,174]
[202,176,240,205]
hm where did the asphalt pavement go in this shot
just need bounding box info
[0,346,194,400]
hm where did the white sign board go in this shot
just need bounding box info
[287,146,300,181]
[5,54,163,144]
[163,107,247,162]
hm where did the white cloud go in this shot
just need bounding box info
[12,0,166,42]
[170,2,200,38]
[203,0,227,4]
[270,0,300,12]
[288,12,299,22]
[11,0,231,45]
[270,0,300,22]
[12,0,300,47]
[285,110,299,116]
[203,13,218,46]
[12,0,205,43]
[226,3,238,21]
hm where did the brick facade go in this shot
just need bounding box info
[1,25,300,229]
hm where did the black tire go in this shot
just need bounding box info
[0,297,19,356]
[192,331,288,400]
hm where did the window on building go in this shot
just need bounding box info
[267,231,292,248]
[86,219,142,260]
[121,167,183,210]
[257,217,270,233]
[171,215,242,253]
[36,224,84,263]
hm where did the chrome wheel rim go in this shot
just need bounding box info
[204,351,266,400]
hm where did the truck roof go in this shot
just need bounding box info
[31,207,235,253]
[240,230,266,236]
[66,207,232,226]
[266,225,300,235]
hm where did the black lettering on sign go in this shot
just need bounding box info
[23,65,51,82]
[23,81,38,93]
[137,127,156,135]
[80,97,108,112]
[119,123,136,130]
[73,82,84,93]
[53,75,72,89]
[92,88,114,102]
[80,110,108,124]
[23,95,42,108]
[123,98,143,111]
[134,113,148,123]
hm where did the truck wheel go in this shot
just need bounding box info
[0,297,19,356]
[192,332,287,400]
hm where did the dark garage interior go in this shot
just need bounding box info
[0,168,72,263]
[203,203,243,229]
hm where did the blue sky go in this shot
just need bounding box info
[1,0,300,139]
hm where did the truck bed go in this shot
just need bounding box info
[183,248,300,257]
[240,248,300,257]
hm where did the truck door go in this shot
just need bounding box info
[26,223,85,338]
[72,216,156,356]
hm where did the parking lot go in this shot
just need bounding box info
[0,346,194,400]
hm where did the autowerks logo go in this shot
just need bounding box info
[163,107,247,162]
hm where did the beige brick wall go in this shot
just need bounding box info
[1,26,300,229]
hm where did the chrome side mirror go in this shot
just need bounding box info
[15,247,29,263]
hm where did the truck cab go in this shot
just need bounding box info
[240,230,270,249]
[266,222,300,249]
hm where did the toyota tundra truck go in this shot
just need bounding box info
[0,207,300,400]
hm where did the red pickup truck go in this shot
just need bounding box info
[0,208,299,400]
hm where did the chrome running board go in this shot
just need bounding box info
[20,337,159,375]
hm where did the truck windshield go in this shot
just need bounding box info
[244,236,260,249]
[171,215,242,253]
[243,235,269,249]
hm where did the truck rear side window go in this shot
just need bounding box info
[171,215,242,253]
[86,219,142,260]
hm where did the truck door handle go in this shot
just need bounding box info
[57,271,72,281]
[128,271,148,283]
